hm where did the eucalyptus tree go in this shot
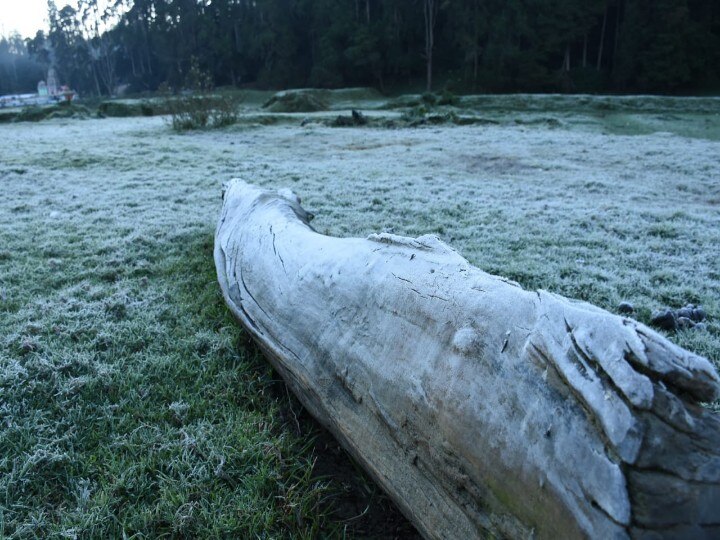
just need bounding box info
[422,0,440,91]
[24,0,720,96]
[46,1,95,93]
[77,0,121,95]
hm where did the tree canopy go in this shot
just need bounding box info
[2,0,719,96]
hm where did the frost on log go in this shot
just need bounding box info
[214,180,720,540]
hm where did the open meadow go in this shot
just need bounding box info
[1,92,719,537]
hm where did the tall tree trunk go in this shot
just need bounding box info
[141,20,153,75]
[562,44,570,71]
[612,0,622,70]
[11,57,18,89]
[473,0,480,89]
[426,52,433,92]
[94,36,116,95]
[138,48,146,76]
[129,48,138,77]
[92,62,102,96]
[394,6,400,39]
[597,5,608,70]
[423,0,437,92]
[234,22,242,53]
[473,50,479,90]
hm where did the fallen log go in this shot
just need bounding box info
[214,180,720,539]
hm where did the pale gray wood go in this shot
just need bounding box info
[214,180,720,539]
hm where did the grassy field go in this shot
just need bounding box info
[1,93,719,537]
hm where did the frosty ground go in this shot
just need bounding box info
[1,95,719,537]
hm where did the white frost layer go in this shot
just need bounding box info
[1,112,718,368]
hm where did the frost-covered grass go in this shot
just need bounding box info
[0,119,413,537]
[1,96,719,536]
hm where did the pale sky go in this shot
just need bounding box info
[0,0,51,39]
[1,0,122,40]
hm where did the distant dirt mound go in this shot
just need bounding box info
[263,89,330,112]
[381,90,459,110]
[2,103,92,123]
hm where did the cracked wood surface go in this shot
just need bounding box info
[215,180,720,539]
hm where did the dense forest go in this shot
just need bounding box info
[2,0,719,97]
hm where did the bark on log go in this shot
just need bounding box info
[214,180,720,539]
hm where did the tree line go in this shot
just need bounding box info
[2,0,719,97]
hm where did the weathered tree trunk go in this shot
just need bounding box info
[215,180,720,540]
